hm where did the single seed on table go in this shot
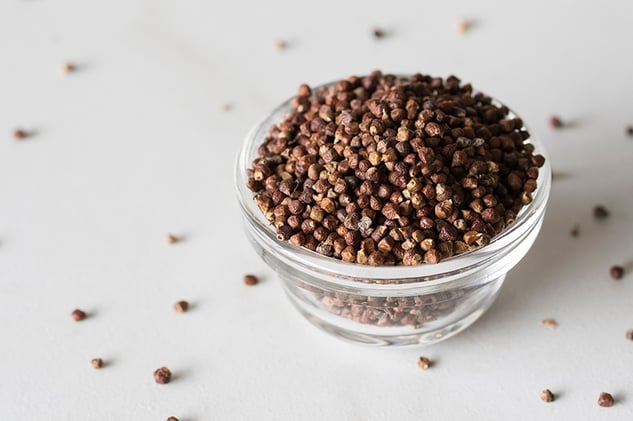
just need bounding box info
[626,125,633,137]
[540,318,557,329]
[62,62,76,74]
[593,205,609,219]
[91,358,103,369]
[174,300,189,313]
[222,103,233,112]
[243,274,259,286]
[372,28,385,39]
[417,356,431,370]
[275,39,287,50]
[165,234,178,244]
[609,265,624,280]
[549,115,563,129]
[625,329,633,341]
[570,225,579,237]
[166,417,180,421]
[153,367,172,384]
[540,389,555,402]
[455,19,472,33]
[597,392,614,407]
[71,309,87,321]
[13,129,28,140]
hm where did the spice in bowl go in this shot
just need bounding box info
[246,72,545,266]
[237,72,551,345]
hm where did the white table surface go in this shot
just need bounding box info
[1,0,633,419]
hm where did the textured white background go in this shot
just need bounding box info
[1,0,633,420]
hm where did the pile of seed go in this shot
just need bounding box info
[247,71,545,265]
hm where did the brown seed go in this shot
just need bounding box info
[549,115,563,129]
[423,249,441,264]
[593,205,609,219]
[71,309,87,321]
[403,249,423,265]
[372,28,385,39]
[62,62,76,74]
[275,39,287,50]
[91,358,103,369]
[609,265,624,280]
[463,230,481,245]
[626,125,633,137]
[174,300,189,313]
[222,103,233,112]
[243,274,259,286]
[570,225,579,237]
[625,329,633,341]
[417,356,431,370]
[597,392,614,407]
[540,318,557,329]
[165,234,178,244]
[166,417,180,421]
[298,84,312,98]
[456,19,472,33]
[341,246,356,262]
[13,129,28,140]
[540,389,555,402]
[424,122,442,137]
[154,367,172,384]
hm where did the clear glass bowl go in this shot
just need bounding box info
[235,81,551,347]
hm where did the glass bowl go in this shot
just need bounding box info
[235,80,551,347]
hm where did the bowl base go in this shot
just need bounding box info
[284,276,504,348]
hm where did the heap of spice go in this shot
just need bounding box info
[246,71,545,265]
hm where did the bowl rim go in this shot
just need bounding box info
[235,75,552,287]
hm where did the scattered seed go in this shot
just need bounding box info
[540,389,555,402]
[625,125,633,137]
[609,265,624,280]
[166,417,179,421]
[417,356,431,370]
[91,358,103,369]
[593,205,609,219]
[372,29,385,39]
[549,115,563,129]
[165,234,178,244]
[13,129,28,140]
[243,274,259,286]
[223,103,233,112]
[71,309,87,321]
[541,318,557,329]
[456,19,472,33]
[625,329,633,341]
[154,367,172,384]
[275,39,287,50]
[597,392,614,407]
[174,300,189,313]
[569,225,579,237]
[62,62,76,74]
